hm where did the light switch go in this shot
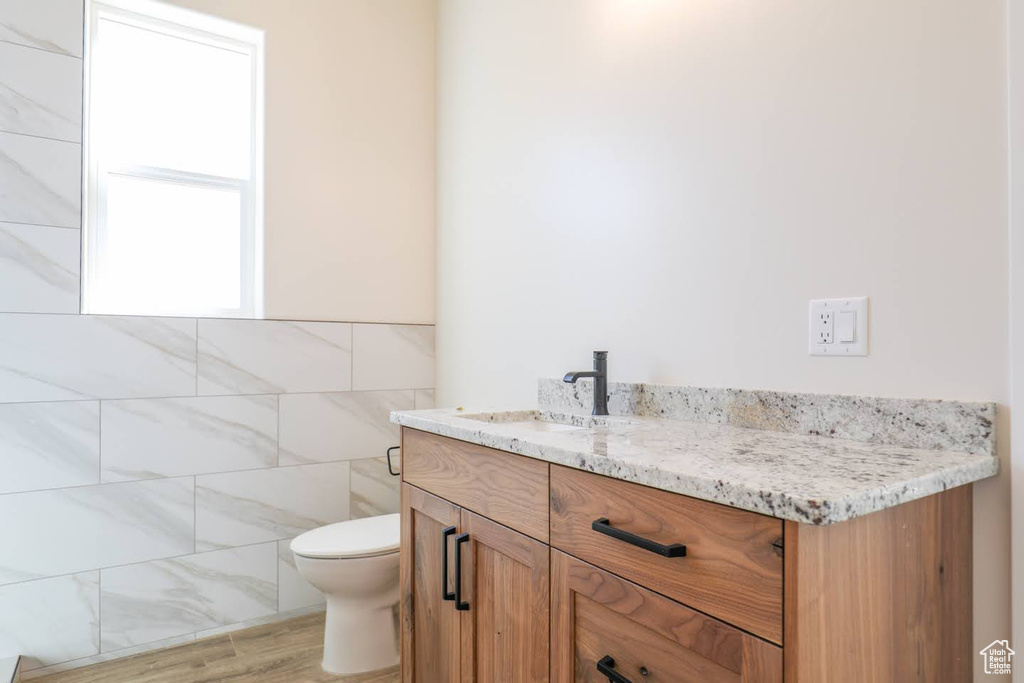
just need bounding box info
[837,310,856,343]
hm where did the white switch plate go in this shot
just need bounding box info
[809,297,868,356]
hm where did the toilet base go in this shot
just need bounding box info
[322,597,400,675]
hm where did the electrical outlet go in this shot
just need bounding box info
[816,311,834,345]
[809,297,868,356]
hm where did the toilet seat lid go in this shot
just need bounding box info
[291,513,400,559]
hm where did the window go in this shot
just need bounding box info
[83,0,264,317]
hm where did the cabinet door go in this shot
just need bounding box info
[402,483,462,683]
[458,509,550,682]
[551,550,781,683]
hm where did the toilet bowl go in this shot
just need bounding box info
[291,513,401,675]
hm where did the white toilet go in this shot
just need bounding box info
[291,513,401,675]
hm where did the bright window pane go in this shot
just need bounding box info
[94,174,242,315]
[94,16,252,179]
[85,2,262,318]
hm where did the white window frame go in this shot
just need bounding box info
[82,0,265,318]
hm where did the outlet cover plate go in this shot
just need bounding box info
[809,297,868,356]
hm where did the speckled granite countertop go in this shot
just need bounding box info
[391,407,998,526]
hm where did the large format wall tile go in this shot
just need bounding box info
[0,131,80,228]
[0,478,195,584]
[100,544,277,651]
[0,222,79,313]
[0,314,197,403]
[0,401,98,494]
[277,540,324,612]
[352,324,434,391]
[195,463,349,551]
[350,457,399,520]
[197,319,352,395]
[0,0,84,57]
[0,572,99,670]
[0,41,82,142]
[279,390,411,466]
[101,396,278,482]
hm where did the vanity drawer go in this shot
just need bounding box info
[549,465,783,644]
[401,427,549,542]
[552,550,782,683]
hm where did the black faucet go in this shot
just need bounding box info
[563,351,609,416]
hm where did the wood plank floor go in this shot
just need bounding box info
[34,613,399,683]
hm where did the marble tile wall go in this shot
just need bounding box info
[0,0,84,58]
[0,401,99,495]
[0,573,99,671]
[0,3,432,675]
[0,0,82,315]
[99,544,277,651]
[0,320,430,676]
[197,319,354,395]
[0,222,80,313]
[0,39,82,143]
[279,390,413,465]
[0,315,198,403]
[100,395,278,482]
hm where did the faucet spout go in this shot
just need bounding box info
[562,351,609,416]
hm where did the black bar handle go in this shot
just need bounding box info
[597,656,633,683]
[386,446,400,476]
[454,532,470,611]
[592,518,687,558]
[441,526,456,601]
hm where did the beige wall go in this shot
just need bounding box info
[168,0,437,324]
[435,0,1010,673]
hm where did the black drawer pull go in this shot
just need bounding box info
[592,518,687,558]
[597,656,633,683]
[441,526,456,601]
[454,533,470,611]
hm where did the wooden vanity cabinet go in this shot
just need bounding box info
[402,427,549,542]
[400,427,973,683]
[551,550,782,683]
[401,482,550,683]
[550,464,783,644]
[459,510,550,682]
[401,484,461,682]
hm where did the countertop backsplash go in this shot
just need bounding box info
[538,378,996,457]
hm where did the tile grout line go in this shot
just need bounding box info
[97,400,102,485]
[0,458,362,499]
[0,539,282,590]
[0,385,437,408]
[0,220,81,232]
[0,36,82,60]
[0,126,81,146]
[97,567,102,656]
[0,387,425,496]
[0,309,436,325]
